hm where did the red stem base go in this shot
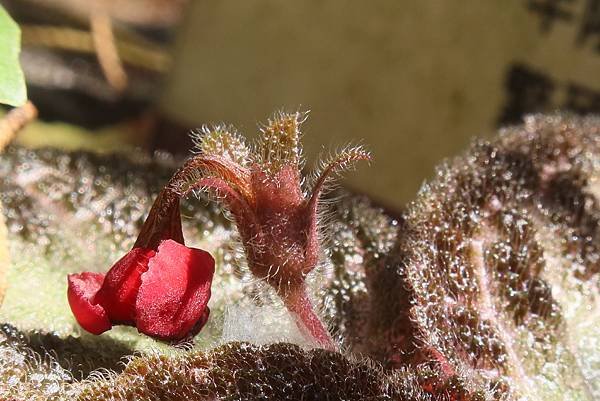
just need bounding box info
[281,285,335,350]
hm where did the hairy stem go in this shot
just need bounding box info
[281,285,334,350]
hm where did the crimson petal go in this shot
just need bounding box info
[135,239,215,340]
[67,272,111,335]
[93,247,155,323]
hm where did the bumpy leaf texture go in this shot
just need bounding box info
[0,113,599,400]
[357,114,600,400]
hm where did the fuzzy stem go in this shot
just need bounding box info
[281,285,335,350]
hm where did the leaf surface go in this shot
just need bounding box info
[0,6,26,107]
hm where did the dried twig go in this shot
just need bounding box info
[90,4,128,92]
[0,101,38,153]
[21,25,171,73]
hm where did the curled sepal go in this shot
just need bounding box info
[307,144,371,214]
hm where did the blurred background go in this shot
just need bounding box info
[2,0,600,210]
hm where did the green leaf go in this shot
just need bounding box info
[0,5,26,107]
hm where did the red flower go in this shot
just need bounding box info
[67,188,215,341]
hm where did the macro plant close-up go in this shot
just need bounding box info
[1,2,600,401]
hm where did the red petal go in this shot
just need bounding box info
[135,239,215,340]
[67,272,111,335]
[93,247,155,324]
[188,307,211,338]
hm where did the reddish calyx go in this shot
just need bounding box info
[173,113,370,348]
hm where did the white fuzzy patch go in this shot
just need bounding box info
[220,301,317,348]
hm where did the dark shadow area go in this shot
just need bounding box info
[0,323,134,380]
